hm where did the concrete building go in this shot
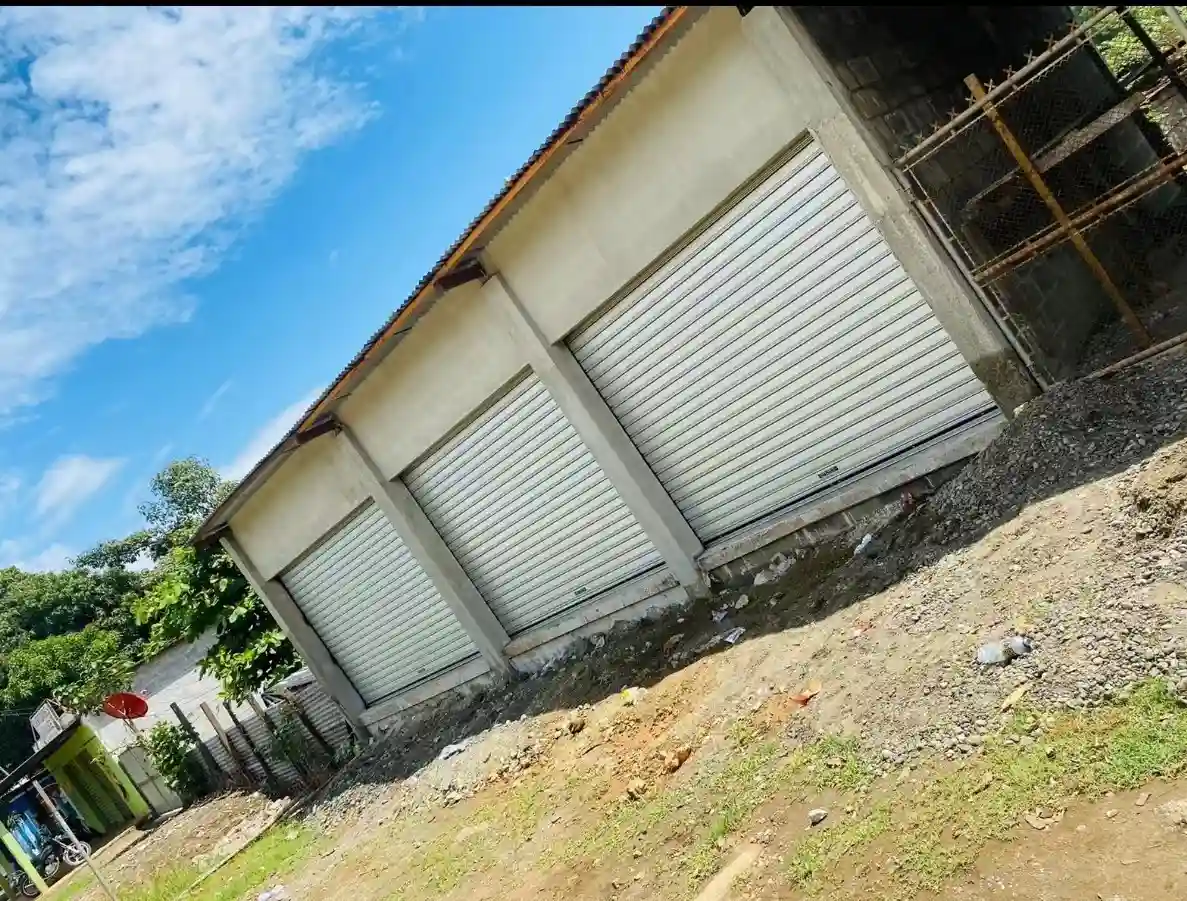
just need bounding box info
[195,7,1045,733]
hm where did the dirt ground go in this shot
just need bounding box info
[64,349,1187,901]
[51,792,282,900]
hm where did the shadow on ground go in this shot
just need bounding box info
[303,347,1187,810]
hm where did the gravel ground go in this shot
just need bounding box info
[302,348,1187,828]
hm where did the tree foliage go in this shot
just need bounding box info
[137,721,210,801]
[128,458,299,701]
[135,544,299,702]
[1,627,137,714]
[0,457,297,769]
[1076,6,1184,77]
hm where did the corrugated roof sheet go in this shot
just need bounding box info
[197,7,689,542]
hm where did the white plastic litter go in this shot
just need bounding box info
[621,686,647,706]
[975,635,1034,665]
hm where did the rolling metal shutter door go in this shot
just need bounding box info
[406,376,663,637]
[282,503,481,706]
[570,140,1002,542]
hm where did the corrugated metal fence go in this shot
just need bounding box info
[164,670,358,801]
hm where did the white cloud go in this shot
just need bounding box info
[221,389,323,482]
[127,551,156,573]
[0,539,75,572]
[197,380,234,422]
[35,454,125,523]
[0,6,401,413]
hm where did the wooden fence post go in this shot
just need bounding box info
[247,696,314,788]
[279,689,338,762]
[200,702,254,789]
[170,703,227,792]
[223,704,284,796]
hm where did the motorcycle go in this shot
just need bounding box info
[47,833,91,868]
[2,834,92,897]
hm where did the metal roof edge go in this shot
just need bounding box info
[195,6,699,544]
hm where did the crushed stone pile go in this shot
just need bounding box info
[930,352,1187,541]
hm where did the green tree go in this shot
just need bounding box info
[0,567,147,647]
[138,458,236,553]
[0,563,149,767]
[1,626,137,714]
[122,458,300,701]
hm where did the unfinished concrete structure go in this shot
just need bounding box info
[792,6,1187,380]
[194,6,1069,731]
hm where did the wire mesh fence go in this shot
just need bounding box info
[895,6,1187,381]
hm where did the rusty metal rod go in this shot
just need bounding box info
[904,188,1053,389]
[974,147,1187,282]
[1088,329,1187,379]
[898,6,1119,167]
[965,73,1151,347]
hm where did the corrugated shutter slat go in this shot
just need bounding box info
[571,140,1002,541]
[282,503,482,705]
[407,377,663,637]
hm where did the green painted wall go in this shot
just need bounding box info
[45,725,152,828]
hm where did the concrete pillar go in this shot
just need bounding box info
[486,272,710,599]
[337,425,514,677]
[0,827,46,895]
[219,534,369,732]
[739,6,1038,414]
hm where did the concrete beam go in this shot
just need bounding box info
[739,6,1039,415]
[337,425,514,677]
[219,533,368,733]
[486,271,710,599]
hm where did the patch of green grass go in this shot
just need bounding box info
[187,825,320,901]
[554,724,876,890]
[686,740,787,880]
[786,802,892,891]
[45,871,98,900]
[71,824,320,901]
[786,679,1187,896]
[791,735,876,794]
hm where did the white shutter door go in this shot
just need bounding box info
[282,503,481,706]
[570,140,1002,542]
[406,376,663,637]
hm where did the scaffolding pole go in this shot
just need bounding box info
[964,73,1151,347]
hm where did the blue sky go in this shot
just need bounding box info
[0,5,661,572]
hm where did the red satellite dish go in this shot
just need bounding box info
[103,693,149,721]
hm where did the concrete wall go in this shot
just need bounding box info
[232,429,372,581]
[86,631,225,753]
[486,6,799,341]
[340,280,525,479]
